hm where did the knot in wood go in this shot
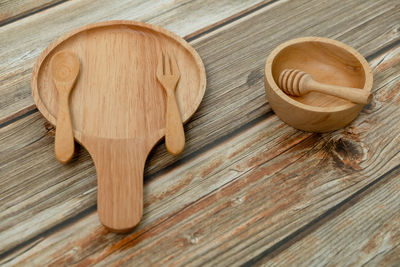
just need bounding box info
[325,137,365,171]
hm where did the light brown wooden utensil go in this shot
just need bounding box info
[278,69,372,104]
[31,21,206,232]
[157,51,185,156]
[264,37,373,132]
[50,51,80,164]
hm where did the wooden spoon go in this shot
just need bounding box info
[278,69,372,104]
[50,51,80,164]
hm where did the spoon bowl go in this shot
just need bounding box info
[51,51,80,92]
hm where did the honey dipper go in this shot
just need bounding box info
[278,69,372,104]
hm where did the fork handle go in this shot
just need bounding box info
[165,92,185,156]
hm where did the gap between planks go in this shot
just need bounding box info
[252,164,400,266]
[1,0,398,140]
[243,164,400,266]
[0,0,274,126]
[2,0,400,181]
[2,43,400,264]
[0,0,277,127]
[0,0,67,27]
[0,0,278,257]
[0,0,400,264]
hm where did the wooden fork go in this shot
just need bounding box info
[156,51,185,156]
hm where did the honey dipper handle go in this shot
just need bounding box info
[55,93,74,164]
[306,79,372,104]
[165,92,185,156]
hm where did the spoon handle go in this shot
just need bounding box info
[55,92,74,164]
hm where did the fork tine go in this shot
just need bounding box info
[170,53,180,76]
[164,52,171,75]
[157,51,164,76]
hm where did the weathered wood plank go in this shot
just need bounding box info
[2,43,400,266]
[145,0,400,175]
[1,0,400,258]
[0,0,266,250]
[0,0,64,26]
[256,167,400,267]
[101,57,400,267]
[0,0,266,124]
[0,115,308,264]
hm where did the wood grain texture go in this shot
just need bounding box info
[31,21,206,231]
[146,0,400,175]
[1,0,400,257]
[265,37,373,132]
[1,0,400,264]
[1,42,399,265]
[51,51,79,164]
[157,52,186,156]
[255,166,400,267]
[0,0,64,25]
[0,0,267,254]
[0,0,265,124]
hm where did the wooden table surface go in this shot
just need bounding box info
[1,0,399,266]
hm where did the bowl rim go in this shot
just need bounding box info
[264,36,373,113]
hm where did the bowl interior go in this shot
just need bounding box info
[271,41,366,108]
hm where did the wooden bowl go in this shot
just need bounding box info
[264,37,373,132]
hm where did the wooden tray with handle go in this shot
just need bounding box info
[31,21,206,232]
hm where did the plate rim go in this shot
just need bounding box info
[31,20,207,141]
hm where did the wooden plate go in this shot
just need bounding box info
[31,21,206,232]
